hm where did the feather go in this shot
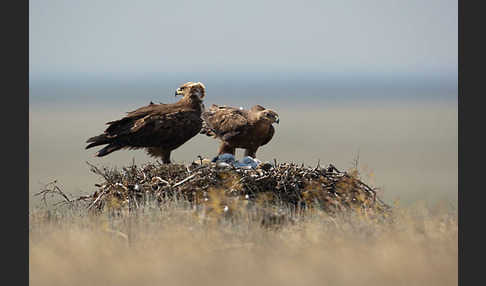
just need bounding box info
[85,82,206,163]
[201,104,279,159]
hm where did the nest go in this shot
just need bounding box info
[71,159,391,220]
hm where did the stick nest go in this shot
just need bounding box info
[76,160,391,220]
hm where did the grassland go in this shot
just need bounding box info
[30,191,457,286]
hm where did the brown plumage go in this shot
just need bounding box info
[85,82,206,164]
[201,104,279,159]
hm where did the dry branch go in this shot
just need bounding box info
[77,160,391,220]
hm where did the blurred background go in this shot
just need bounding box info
[29,0,457,205]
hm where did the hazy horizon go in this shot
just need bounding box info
[29,75,457,109]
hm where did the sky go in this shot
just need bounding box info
[29,0,457,79]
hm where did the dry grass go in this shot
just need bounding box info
[30,196,457,286]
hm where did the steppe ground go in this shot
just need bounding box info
[30,99,457,286]
[30,197,457,286]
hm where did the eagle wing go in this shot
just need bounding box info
[103,103,170,134]
[201,105,249,141]
[110,107,200,144]
[87,103,202,156]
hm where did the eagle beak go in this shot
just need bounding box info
[275,117,280,124]
[175,88,183,97]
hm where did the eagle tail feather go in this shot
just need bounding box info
[85,134,111,149]
[96,144,122,157]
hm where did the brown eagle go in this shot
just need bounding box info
[201,104,279,159]
[85,82,206,164]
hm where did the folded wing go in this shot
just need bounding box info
[201,105,249,141]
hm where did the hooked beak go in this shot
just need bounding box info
[275,117,280,124]
[175,88,183,97]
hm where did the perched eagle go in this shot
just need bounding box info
[201,104,279,159]
[85,82,206,164]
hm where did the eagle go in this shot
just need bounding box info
[200,104,279,159]
[85,81,206,164]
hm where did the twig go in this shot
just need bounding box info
[86,161,111,182]
[172,173,197,188]
[34,180,73,207]
[88,189,107,210]
[152,176,170,185]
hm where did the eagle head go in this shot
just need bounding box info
[260,109,280,124]
[175,82,206,100]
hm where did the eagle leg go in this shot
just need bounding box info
[161,151,171,164]
[147,147,172,164]
[218,142,235,156]
[244,147,258,159]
